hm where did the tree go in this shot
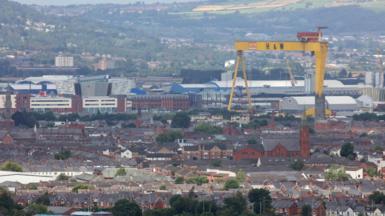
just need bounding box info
[340,142,356,160]
[112,199,142,216]
[144,208,175,216]
[115,168,127,177]
[194,123,223,135]
[0,161,23,172]
[301,205,312,216]
[25,203,48,216]
[369,191,385,204]
[186,176,209,185]
[35,192,50,206]
[236,170,246,182]
[221,192,247,215]
[54,150,72,160]
[175,177,184,184]
[56,173,69,181]
[72,184,94,193]
[159,185,167,190]
[324,166,350,181]
[171,112,191,128]
[0,187,18,215]
[248,188,273,215]
[247,138,257,145]
[290,160,305,171]
[12,111,37,128]
[210,160,222,167]
[224,179,240,190]
[366,167,379,178]
[156,131,183,144]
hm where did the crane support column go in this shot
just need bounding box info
[314,42,328,120]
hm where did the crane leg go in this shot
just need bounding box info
[314,45,328,120]
[241,54,252,111]
[227,51,242,111]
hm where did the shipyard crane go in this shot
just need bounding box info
[227,28,329,120]
[377,49,384,88]
[286,58,297,87]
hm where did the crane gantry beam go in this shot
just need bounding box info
[227,39,329,120]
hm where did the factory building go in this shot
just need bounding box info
[129,94,202,111]
[10,82,57,95]
[23,75,77,95]
[280,96,359,114]
[78,75,110,97]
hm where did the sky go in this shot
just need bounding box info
[13,0,201,5]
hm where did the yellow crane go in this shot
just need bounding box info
[377,49,384,88]
[286,58,297,87]
[227,30,329,120]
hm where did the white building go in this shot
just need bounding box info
[55,55,74,67]
[0,94,16,109]
[121,150,133,159]
[23,75,77,95]
[280,96,359,114]
[30,96,72,112]
[82,96,117,113]
[0,171,92,184]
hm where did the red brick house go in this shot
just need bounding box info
[234,126,310,160]
[182,143,233,160]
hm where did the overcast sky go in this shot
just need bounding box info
[14,0,200,5]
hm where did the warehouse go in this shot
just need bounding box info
[280,96,359,114]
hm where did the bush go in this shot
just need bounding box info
[56,173,69,181]
[171,112,191,128]
[115,168,127,177]
[175,177,184,184]
[156,131,183,144]
[224,179,240,190]
[72,184,94,193]
[54,150,71,160]
[194,123,223,135]
[290,160,305,171]
[0,161,23,172]
[325,166,350,181]
[186,176,209,185]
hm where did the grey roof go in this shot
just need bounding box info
[262,137,299,151]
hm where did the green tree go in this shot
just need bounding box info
[324,166,350,181]
[54,150,72,160]
[0,161,23,172]
[224,179,240,190]
[112,199,142,216]
[12,111,37,128]
[72,184,94,193]
[210,160,222,167]
[194,123,223,135]
[35,192,50,206]
[366,167,379,178]
[156,131,183,144]
[186,176,209,185]
[340,143,356,160]
[221,192,247,215]
[0,187,18,215]
[290,160,305,171]
[248,188,273,215]
[115,168,127,177]
[56,173,69,181]
[301,204,312,216]
[143,208,175,216]
[175,177,184,184]
[236,170,246,182]
[171,112,191,128]
[369,191,385,204]
[159,185,167,190]
[25,203,48,216]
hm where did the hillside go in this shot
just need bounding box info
[195,0,385,13]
